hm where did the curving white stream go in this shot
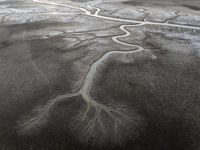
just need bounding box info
[18,0,200,136]
[33,0,200,30]
[18,23,145,134]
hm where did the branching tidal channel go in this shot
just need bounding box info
[17,0,200,144]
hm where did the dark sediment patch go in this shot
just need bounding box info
[0,21,79,150]
[122,1,143,6]
[90,49,200,150]
[182,4,200,10]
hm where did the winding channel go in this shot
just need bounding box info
[18,0,200,135]
[33,0,200,30]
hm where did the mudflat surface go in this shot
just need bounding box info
[0,0,200,150]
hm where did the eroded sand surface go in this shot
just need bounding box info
[0,0,200,149]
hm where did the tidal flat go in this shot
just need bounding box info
[0,0,200,149]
